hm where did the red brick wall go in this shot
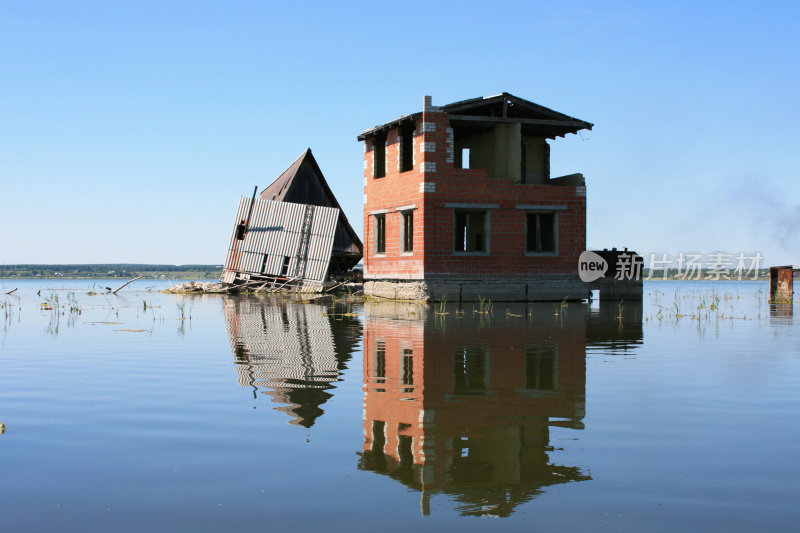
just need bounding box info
[361,306,587,489]
[362,313,427,466]
[363,117,427,280]
[362,108,586,280]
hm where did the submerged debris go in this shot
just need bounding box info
[165,280,363,295]
[165,281,227,294]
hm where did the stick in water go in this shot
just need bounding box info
[113,276,143,294]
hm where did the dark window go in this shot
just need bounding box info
[235,220,247,240]
[260,254,269,274]
[373,134,386,178]
[400,123,415,172]
[402,348,413,392]
[375,214,386,254]
[453,347,488,394]
[280,256,290,276]
[454,210,487,252]
[371,420,386,454]
[525,347,557,391]
[526,212,556,253]
[398,435,413,466]
[374,341,386,383]
[402,211,414,252]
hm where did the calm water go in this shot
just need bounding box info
[1,279,798,531]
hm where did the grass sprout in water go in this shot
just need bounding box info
[474,296,493,316]
[650,288,757,323]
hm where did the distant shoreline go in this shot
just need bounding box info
[0,264,223,280]
[0,264,771,281]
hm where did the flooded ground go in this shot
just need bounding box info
[1,279,798,531]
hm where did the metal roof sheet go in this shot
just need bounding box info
[224,197,339,282]
[258,149,363,257]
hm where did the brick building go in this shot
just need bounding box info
[357,300,643,516]
[357,302,590,516]
[358,93,593,301]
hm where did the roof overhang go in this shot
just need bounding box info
[357,92,592,141]
[447,114,591,139]
[357,112,422,141]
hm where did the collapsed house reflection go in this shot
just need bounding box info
[358,300,643,517]
[223,297,361,427]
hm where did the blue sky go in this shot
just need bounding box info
[2,1,799,266]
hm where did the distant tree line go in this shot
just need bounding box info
[0,264,223,279]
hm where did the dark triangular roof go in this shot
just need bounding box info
[443,93,591,124]
[260,150,307,202]
[443,92,592,139]
[259,149,363,257]
[358,92,592,141]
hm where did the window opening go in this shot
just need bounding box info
[526,212,556,253]
[454,211,486,252]
[375,214,386,254]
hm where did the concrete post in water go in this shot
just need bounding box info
[770,266,795,301]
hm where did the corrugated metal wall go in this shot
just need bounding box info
[277,165,361,255]
[224,197,339,282]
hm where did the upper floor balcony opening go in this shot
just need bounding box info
[445,93,592,184]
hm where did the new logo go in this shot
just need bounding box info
[578,251,608,282]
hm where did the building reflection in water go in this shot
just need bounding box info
[358,300,643,517]
[223,296,361,427]
[769,302,793,326]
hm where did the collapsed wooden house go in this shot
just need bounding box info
[221,149,363,291]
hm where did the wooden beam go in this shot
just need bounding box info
[448,114,592,130]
